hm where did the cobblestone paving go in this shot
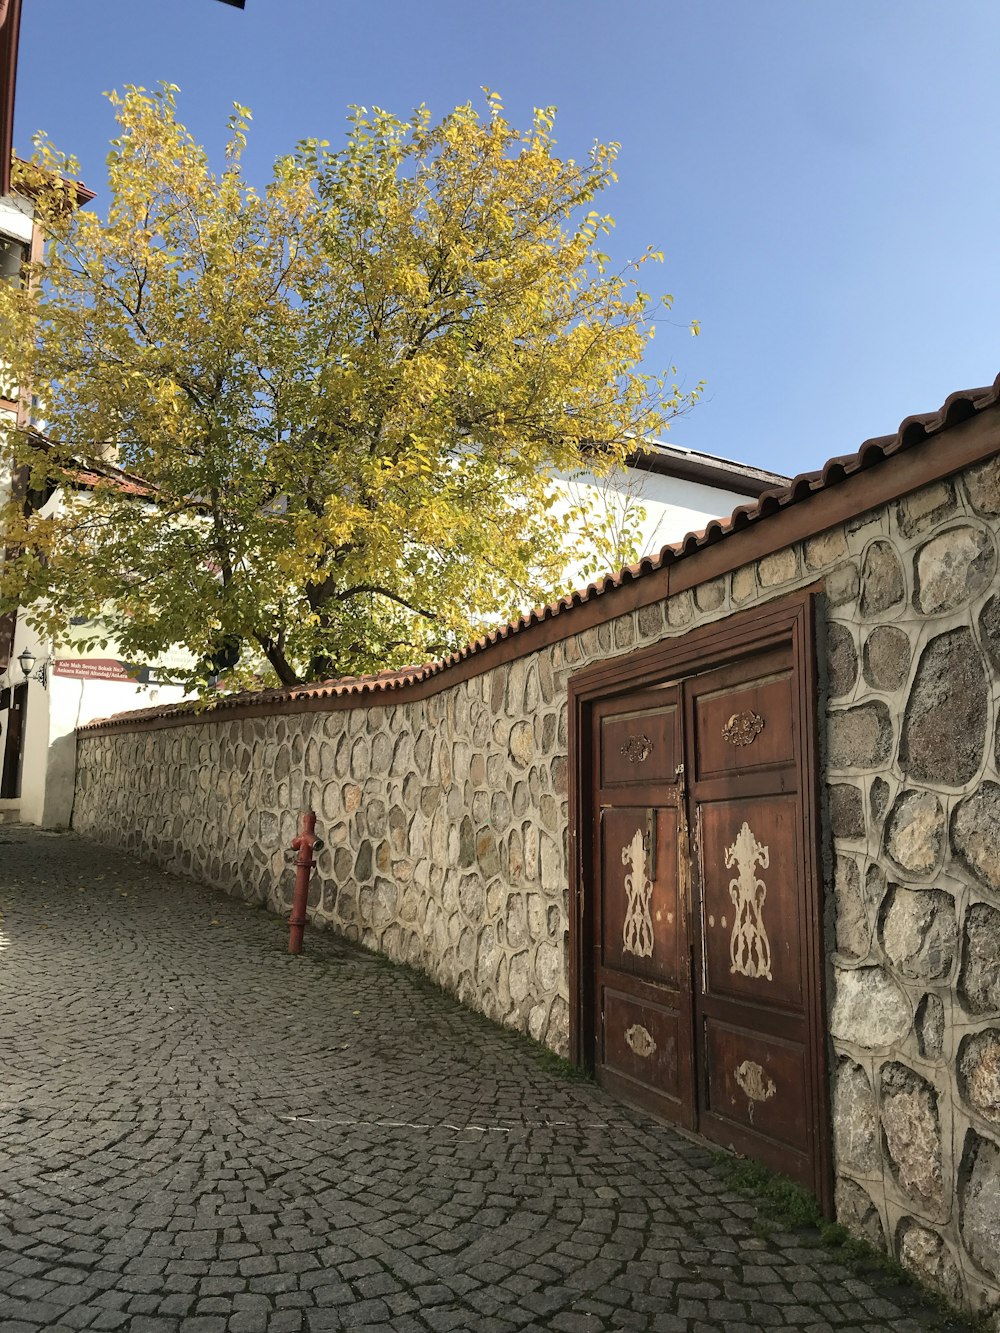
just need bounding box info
[0,826,976,1333]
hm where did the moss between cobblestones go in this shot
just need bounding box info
[711,1151,995,1332]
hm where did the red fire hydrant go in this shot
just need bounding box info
[288,809,318,954]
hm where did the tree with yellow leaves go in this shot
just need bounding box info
[0,86,699,690]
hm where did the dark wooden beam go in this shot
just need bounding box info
[0,0,22,198]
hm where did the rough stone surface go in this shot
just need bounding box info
[830,966,911,1046]
[979,593,1000,674]
[897,1219,963,1302]
[958,1029,1000,1125]
[0,826,974,1333]
[863,625,912,692]
[829,783,865,840]
[897,481,958,538]
[834,1060,879,1172]
[758,547,798,587]
[834,855,869,958]
[827,560,860,606]
[880,885,958,982]
[960,1131,1000,1281]
[916,993,946,1060]
[827,623,859,697]
[861,540,905,615]
[865,861,887,917]
[880,1062,944,1208]
[884,790,947,877]
[835,1178,885,1249]
[805,525,848,568]
[694,576,726,612]
[951,783,1000,895]
[964,454,1000,517]
[900,629,988,787]
[870,776,891,827]
[828,701,894,769]
[960,902,1000,1016]
[915,525,995,615]
[731,563,756,603]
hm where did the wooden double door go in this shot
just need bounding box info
[570,594,830,1208]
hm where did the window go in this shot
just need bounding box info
[0,235,27,287]
[0,236,27,400]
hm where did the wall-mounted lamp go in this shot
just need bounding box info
[17,648,49,688]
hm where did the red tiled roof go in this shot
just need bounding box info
[79,372,1000,731]
[63,467,155,498]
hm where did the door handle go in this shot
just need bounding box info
[646,807,656,880]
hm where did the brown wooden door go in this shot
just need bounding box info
[590,686,696,1127]
[578,598,828,1204]
[0,680,26,799]
[685,645,822,1191]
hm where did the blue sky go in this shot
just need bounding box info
[14,0,1000,478]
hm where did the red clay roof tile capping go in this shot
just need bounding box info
[79,373,1000,731]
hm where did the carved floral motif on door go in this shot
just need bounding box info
[725,821,773,980]
[621,828,654,958]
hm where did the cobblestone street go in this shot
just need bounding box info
[0,826,976,1333]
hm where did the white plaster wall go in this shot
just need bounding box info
[5,618,192,827]
[42,671,190,827]
[0,193,34,245]
[551,461,760,587]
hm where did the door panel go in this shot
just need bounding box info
[702,1019,810,1153]
[686,645,817,1192]
[600,703,679,788]
[693,672,796,779]
[1,681,26,800]
[698,796,803,1011]
[602,988,681,1100]
[600,806,681,987]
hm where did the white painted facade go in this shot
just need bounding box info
[0,190,32,246]
[552,452,778,588]
[1,617,191,828]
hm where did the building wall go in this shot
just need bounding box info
[0,190,33,246]
[3,618,191,826]
[550,460,760,586]
[73,451,1000,1318]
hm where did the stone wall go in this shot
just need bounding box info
[74,452,1000,1319]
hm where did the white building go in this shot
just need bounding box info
[553,440,788,587]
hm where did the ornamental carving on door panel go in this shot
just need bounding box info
[734,1059,776,1123]
[620,733,653,764]
[722,710,764,747]
[625,1024,657,1058]
[621,828,654,958]
[725,821,773,980]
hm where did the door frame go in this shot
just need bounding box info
[567,585,832,1214]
